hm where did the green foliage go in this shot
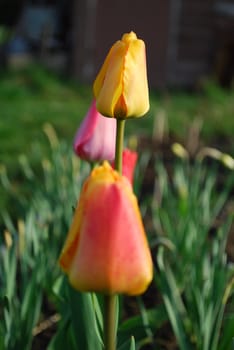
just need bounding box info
[0,64,91,170]
[48,277,103,350]
[151,158,234,349]
[0,120,233,348]
[0,133,90,349]
[0,216,43,350]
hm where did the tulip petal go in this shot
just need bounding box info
[83,114,116,161]
[73,101,98,157]
[121,39,149,117]
[94,41,127,118]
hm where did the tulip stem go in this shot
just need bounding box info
[115,119,126,174]
[103,120,125,350]
[104,294,117,350]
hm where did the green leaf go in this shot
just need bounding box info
[217,315,234,350]
[0,332,5,350]
[68,286,103,350]
[118,336,136,350]
[129,336,136,350]
[157,248,192,350]
[92,293,104,332]
[119,303,166,344]
[52,275,67,303]
[47,316,77,350]
[2,245,17,301]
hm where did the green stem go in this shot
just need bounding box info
[104,295,117,350]
[115,119,126,174]
[104,119,126,350]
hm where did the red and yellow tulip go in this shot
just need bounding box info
[93,32,149,119]
[59,162,153,295]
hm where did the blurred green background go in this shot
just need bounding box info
[0,64,234,222]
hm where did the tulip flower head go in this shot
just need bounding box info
[59,162,153,295]
[93,31,149,119]
[73,100,116,162]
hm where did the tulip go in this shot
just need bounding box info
[93,31,149,119]
[59,162,153,295]
[73,100,116,162]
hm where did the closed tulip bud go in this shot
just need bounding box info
[93,31,149,119]
[59,162,153,295]
[74,100,116,162]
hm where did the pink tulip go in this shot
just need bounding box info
[74,100,116,162]
[59,162,153,295]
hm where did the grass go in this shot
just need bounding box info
[163,81,234,139]
[0,63,234,218]
[0,65,91,168]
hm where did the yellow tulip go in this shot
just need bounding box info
[93,32,149,119]
[59,162,153,295]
